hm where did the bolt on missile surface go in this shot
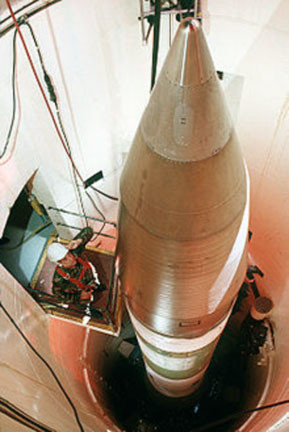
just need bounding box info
[117,18,249,398]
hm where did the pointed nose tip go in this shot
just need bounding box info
[164,17,215,87]
[180,16,201,31]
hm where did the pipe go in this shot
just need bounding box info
[48,206,117,227]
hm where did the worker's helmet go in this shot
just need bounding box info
[47,242,68,263]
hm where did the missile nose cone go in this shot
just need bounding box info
[141,18,231,163]
[165,17,214,87]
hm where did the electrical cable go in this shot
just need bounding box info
[89,185,118,202]
[190,399,289,432]
[22,16,118,224]
[84,189,106,241]
[5,0,82,177]
[151,0,162,91]
[0,301,85,432]
[59,113,88,227]
[4,2,86,229]
[0,28,18,161]
[0,397,55,432]
[6,4,117,208]
[0,1,61,39]
[57,114,88,227]
[0,0,39,25]
[21,19,88,226]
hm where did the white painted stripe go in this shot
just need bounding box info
[88,261,100,285]
[145,363,205,398]
[83,327,90,359]
[128,305,231,353]
[208,164,250,312]
[137,337,197,371]
[83,367,97,404]
[180,26,189,86]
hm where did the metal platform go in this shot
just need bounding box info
[29,233,122,336]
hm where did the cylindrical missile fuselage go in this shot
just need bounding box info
[117,19,249,397]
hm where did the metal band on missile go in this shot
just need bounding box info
[127,304,233,396]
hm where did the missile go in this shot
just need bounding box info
[117,18,249,398]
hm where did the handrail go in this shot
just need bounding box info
[49,206,117,227]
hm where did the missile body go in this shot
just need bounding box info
[117,18,249,398]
